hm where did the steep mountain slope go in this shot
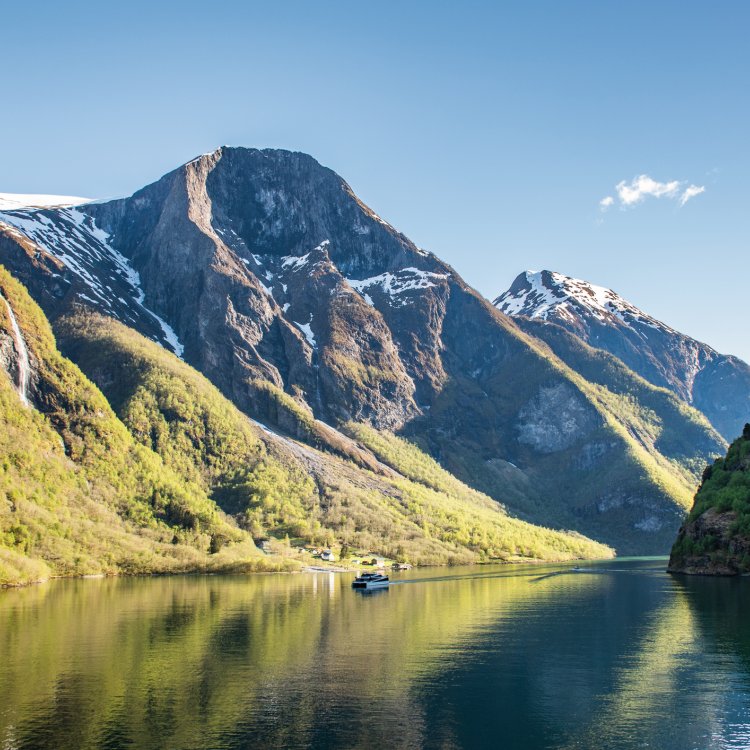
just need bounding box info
[0,265,614,584]
[0,266,272,585]
[495,270,750,440]
[56,311,614,564]
[511,318,724,473]
[0,148,726,553]
[669,425,750,575]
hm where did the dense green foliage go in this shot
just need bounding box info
[58,312,329,541]
[688,426,750,524]
[669,426,750,570]
[0,268,294,585]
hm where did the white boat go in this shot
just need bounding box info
[352,572,390,589]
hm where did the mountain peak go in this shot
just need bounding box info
[494,268,750,441]
[494,269,675,334]
[189,145,328,169]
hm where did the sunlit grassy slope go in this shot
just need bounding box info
[0,267,291,586]
[55,310,612,569]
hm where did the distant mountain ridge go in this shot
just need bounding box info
[495,270,750,441]
[0,148,729,554]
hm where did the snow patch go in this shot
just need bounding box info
[0,193,92,210]
[347,267,449,307]
[150,311,185,357]
[294,315,317,348]
[281,253,310,271]
[0,206,185,358]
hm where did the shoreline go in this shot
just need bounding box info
[0,553,623,591]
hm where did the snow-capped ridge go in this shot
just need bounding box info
[0,205,185,358]
[347,267,449,308]
[0,193,92,211]
[494,270,676,335]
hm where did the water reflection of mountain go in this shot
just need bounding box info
[0,563,749,749]
[0,567,597,749]
[418,567,750,750]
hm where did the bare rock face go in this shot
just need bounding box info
[668,508,748,575]
[0,328,18,391]
[0,147,729,554]
[517,383,599,453]
[77,148,440,431]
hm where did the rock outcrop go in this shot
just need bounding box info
[669,425,750,575]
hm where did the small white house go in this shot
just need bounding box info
[321,550,336,562]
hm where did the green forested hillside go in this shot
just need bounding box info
[0,267,284,586]
[56,311,319,540]
[669,425,750,574]
[55,310,613,568]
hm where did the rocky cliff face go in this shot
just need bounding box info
[76,148,448,430]
[495,270,750,441]
[0,148,728,553]
[669,425,750,575]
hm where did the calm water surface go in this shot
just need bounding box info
[1,558,749,749]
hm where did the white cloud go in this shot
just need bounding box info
[616,175,681,205]
[599,174,706,210]
[679,184,705,205]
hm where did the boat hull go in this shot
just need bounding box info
[352,579,389,589]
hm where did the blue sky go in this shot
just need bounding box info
[2,1,748,360]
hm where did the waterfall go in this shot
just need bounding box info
[1,292,30,406]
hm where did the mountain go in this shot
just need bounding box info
[495,270,750,441]
[668,424,750,575]
[0,264,614,585]
[0,148,728,555]
[0,265,270,585]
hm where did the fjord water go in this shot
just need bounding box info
[1,560,749,750]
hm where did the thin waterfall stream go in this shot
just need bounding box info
[1,292,31,406]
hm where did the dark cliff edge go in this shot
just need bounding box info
[669,424,750,575]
